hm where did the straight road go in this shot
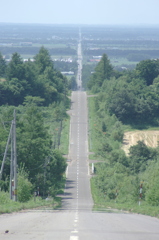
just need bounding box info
[0,31,159,240]
[62,90,93,212]
[1,90,159,240]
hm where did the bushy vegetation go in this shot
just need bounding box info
[0,47,71,106]
[0,47,69,208]
[0,190,60,214]
[17,167,33,202]
[88,54,159,215]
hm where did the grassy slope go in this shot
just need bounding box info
[88,96,159,218]
[0,193,61,214]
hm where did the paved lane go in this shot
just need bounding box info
[0,87,159,240]
[0,30,159,240]
[63,90,159,240]
[63,90,93,212]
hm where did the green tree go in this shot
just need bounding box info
[47,149,67,184]
[88,53,113,91]
[129,141,157,174]
[95,53,113,81]
[23,60,37,96]
[17,105,51,182]
[23,96,45,106]
[34,46,53,75]
[136,59,159,86]
[8,78,26,105]
[109,88,136,123]
[0,52,6,77]
[7,53,25,81]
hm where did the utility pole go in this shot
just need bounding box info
[10,121,14,199]
[13,109,17,201]
[0,109,17,201]
[0,124,12,181]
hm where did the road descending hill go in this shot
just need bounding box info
[0,31,159,240]
[0,90,159,240]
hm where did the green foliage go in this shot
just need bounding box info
[0,192,59,214]
[0,47,70,107]
[18,167,33,202]
[0,191,10,204]
[146,182,159,206]
[17,105,51,182]
[87,56,159,210]
[94,162,132,201]
[109,149,128,167]
[129,141,157,174]
[0,46,69,207]
[23,96,45,106]
[82,63,96,90]
[47,149,67,185]
[136,59,159,86]
[6,52,25,81]
[88,53,113,92]
[0,52,6,77]
[109,88,136,122]
[34,46,53,75]
[59,117,70,154]
[142,160,159,206]
[0,104,68,199]
[89,56,159,125]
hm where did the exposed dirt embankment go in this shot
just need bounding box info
[122,130,159,155]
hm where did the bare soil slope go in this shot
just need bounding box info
[122,130,159,155]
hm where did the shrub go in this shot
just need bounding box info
[0,191,10,204]
[145,181,159,206]
[18,168,33,202]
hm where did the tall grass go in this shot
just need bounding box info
[88,97,99,153]
[91,178,159,218]
[0,191,61,214]
[59,117,70,155]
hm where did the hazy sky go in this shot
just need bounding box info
[1,0,159,25]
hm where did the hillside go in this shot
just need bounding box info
[122,130,159,155]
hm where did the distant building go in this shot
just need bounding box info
[53,58,73,62]
[61,71,74,75]
[93,56,102,59]
[121,67,127,70]
[23,58,34,62]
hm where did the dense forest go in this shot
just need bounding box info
[88,54,159,209]
[0,47,70,201]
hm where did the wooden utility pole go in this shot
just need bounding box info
[10,121,14,199]
[0,109,17,201]
[13,109,17,201]
[0,124,12,181]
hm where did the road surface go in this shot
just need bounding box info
[0,90,159,240]
[0,31,159,240]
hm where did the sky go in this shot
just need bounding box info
[1,0,159,25]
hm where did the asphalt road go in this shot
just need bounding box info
[0,33,159,240]
[0,90,159,240]
[63,91,93,212]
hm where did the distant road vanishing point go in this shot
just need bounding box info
[0,30,159,240]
